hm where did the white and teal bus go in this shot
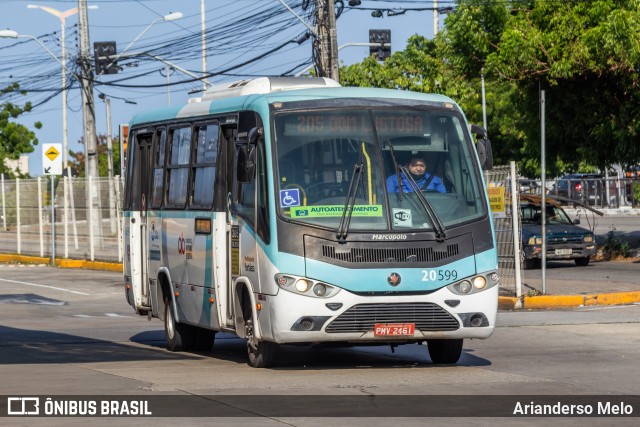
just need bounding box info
[123,77,498,368]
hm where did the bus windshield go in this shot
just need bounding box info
[273,107,487,232]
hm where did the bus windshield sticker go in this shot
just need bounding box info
[280,189,301,207]
[291,205,383,218]
[392,208,413,227]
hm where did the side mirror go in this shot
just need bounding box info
[236,127,262,183]
[573,219,581,225]
[471,124,493,171]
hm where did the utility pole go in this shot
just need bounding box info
[78,0,99,180]
[433,0,439,36]
[101,95,117,234]
[316,0,339,81]
[78,0,103,245]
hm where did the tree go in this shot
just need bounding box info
[0,83,42,178]
[69,133,121,178]
[339,1,640,176]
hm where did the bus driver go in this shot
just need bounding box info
[386,154,446,193]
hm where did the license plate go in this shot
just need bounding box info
[374,323,415,336]
[555,248,572,255]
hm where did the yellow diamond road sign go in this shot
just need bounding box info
[42,143,63,175]
[45,146,60,162]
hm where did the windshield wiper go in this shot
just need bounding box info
[336,151,365,242]
[399,165,447,241]
[386,141,404,201]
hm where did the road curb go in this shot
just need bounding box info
[0,254,122,272]
[499,292,640,310]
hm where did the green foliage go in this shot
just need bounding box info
[69,134,122,178]
[601,228,631,259]
[338,0,640,177]
[0,83,40,178]
[633,182,640,207]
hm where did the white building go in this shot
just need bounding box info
[5,154,29,176]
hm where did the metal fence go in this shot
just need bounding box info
[532,176,640,208]
[0,174,124,262]
[486,163,523,298]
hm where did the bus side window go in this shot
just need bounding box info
[166,126,192,208]
[151,128,167,209]
[191,123,219,209]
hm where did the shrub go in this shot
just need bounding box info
[601,228,631,260]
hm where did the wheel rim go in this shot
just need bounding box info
[245,318,258,357]
[166,303,175,340]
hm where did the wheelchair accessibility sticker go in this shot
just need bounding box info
[280,189,301,207]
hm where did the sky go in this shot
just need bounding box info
[0,0,444,177]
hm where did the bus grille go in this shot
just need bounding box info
[321,244,459,264]
[325,303,459,333]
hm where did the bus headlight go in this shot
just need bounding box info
[313,283,327,296]
[447,272,499,296]
[295,279,310,293]
[473,276,486,289]
[275,274,340,298]
[457,280,472,294]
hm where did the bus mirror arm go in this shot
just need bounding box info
[236,145,256,183]
[236,127,262,183]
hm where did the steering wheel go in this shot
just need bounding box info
[304,181,345,199]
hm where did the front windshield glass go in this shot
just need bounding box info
[273,107,486,232]
[521,204,573,225]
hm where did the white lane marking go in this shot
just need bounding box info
[105,313,131,318]
[0,278,90,295]
[73,315,92,318]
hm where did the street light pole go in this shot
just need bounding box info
[201,0,208,91]
[100,94,117,234]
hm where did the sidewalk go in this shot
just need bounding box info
[499,257,640,310]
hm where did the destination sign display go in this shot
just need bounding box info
[280,111,428,137]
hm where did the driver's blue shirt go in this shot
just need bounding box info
[386,172,446,193]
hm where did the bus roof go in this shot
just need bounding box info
[129,77,459,128]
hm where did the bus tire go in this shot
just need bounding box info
[245,317,278,368]
[164,297,193,352]
[192,328,216,351]
[427,339,463,364]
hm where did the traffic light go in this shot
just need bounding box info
[94,41,118,75]
[369,29,391,61]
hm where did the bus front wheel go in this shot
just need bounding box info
[427,339,463,364]
[245,317,278,368]
[164,297,194,352]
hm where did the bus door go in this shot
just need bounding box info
[127,131,153,313]
[217,124,238,329]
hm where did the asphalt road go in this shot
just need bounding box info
[1,266,639,426]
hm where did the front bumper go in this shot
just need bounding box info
[524,244,597,260]
[259,284,498,344]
